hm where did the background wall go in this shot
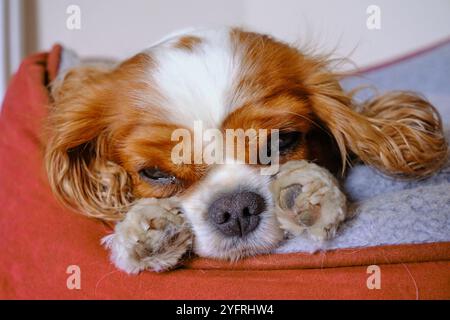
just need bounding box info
[1,0,450,101]
[30,0,450,66]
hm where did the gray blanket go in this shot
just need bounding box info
[277,146,450,253]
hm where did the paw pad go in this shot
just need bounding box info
[272,160,347,241]
[103,198,194,274]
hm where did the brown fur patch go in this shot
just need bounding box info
[227,28,341,172]
[173,36,202,51]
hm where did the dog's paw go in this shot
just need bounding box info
[102,198,193,274]
[271,160,347,241]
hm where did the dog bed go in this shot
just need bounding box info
[0,43,449,299]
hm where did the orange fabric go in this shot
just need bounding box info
[187,242,450,271]
[0,47,449,300]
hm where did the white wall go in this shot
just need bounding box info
[30,0,450,69]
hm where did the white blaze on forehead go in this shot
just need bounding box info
[146,28,240,129]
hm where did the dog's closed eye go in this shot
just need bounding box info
[278,131,303,153]
[139,167,177,185]
[264,131,303,159]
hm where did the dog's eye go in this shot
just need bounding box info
[139,167,177,185]
[278,131,302,153]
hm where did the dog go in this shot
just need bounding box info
[44,27,447,273]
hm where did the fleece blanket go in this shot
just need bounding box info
[278,143,450,253]
[57,41,450,254]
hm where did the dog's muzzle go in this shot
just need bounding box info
[207,191,266,237]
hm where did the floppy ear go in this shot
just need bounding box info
[307,73,448,178]
[45,66,133,220]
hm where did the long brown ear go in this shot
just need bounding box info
[308,74,448,178]
[45,66,133,220]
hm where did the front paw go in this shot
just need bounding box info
[102,198,193,274]
[271,160,347,241]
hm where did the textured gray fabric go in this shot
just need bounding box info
[344,149,450,203]
[278,131,450,253]
[277,179,450,253]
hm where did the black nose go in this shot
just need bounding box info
[208,191,266,237]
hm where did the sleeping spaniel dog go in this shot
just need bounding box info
[44,28,447,273]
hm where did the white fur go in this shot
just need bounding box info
[146,28,241,129]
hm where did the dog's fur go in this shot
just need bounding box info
[44,28,448,272]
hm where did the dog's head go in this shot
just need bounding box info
[45,28,447,259]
